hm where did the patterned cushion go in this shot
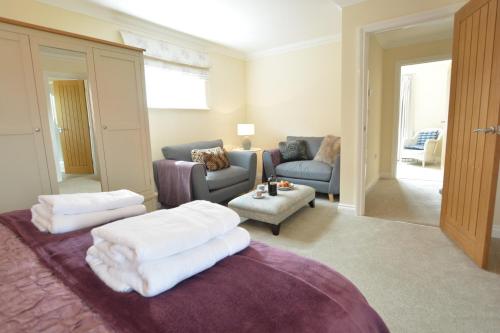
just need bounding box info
[278,140,308,162]
[416,130,439,146]
[191,147,230,171]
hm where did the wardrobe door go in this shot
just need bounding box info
[92,49,152,194]
[0,30,51,212]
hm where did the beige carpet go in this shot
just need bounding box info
[366,178,442,226]
[241,197,500,333]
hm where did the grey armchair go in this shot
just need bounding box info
[156,139,257,204]
[263,136,340,201]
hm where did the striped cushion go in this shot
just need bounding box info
[416,130,439,146]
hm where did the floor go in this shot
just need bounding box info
[58,174,102,194]
[240,196,500,333]
[365,161,443,226]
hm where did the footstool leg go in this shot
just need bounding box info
[309,199,315,208]
[271,224,280,236]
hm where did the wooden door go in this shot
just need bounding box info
[0,30,51,212]
[53,80,94,174]
[92,49,151,194]
[441,0,500,268]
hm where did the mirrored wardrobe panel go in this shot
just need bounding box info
[39,46,102,194]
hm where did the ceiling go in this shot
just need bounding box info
[375,16,454,49]
[72,0,346,54]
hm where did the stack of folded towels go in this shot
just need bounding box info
[31,190,146,234]
[86,200,250,297]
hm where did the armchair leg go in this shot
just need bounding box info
[328,194,334,202]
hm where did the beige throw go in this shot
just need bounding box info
[314,135,341,166]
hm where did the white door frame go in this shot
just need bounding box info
[355,2,465,216]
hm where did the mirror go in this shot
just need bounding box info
[39,46,102,194]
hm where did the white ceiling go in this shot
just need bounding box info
[79,0,344,54]
[375,17,454,49]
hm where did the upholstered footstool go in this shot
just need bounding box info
[228,185,315,235]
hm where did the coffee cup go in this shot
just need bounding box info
[255,190,264,198]
[257,184,266,192]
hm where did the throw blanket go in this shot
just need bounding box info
[31,204,146,234]
[39,189,144,215]
[262,148,282,182]
[90,200,240,263]
[0,210,389,333]
[154,159,201,207]
[87,227,250,297]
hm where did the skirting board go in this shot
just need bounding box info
[338,203,356,214]
[493,225,500,239]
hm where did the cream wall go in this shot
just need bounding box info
[365,35,384,189]
[0,0,247,161]
[379,39,452,175]
[341,0,464,207]
[246,42,342,150]
[402,60,451,134]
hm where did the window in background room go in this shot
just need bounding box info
[144,59,208,110]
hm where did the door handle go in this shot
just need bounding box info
[473,126,500,134]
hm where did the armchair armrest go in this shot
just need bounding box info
[227,151,256,170]
[227,151,257,187]
[328,154,341,195]
[191,163,211,200]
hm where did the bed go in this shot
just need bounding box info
[0,209,389,333]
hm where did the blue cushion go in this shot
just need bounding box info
[206,165,249,191]
[416,131,439,146]
[275,160,332,182]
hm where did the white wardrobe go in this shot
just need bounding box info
[0,18,157,212]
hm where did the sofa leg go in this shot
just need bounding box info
[328,194,334,202]
[309,199,315,208]
[271,224,280,236]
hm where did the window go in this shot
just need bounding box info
[144,59,209,110]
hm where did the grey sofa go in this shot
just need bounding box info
[156,139,257,204]
[263,136,340,201]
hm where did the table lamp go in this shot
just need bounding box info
[237,123,255,150]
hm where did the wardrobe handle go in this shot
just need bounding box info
[103,125,108,130]
[34,128,40,133]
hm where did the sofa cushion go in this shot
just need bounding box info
[416,130,439,146]
[278,140,308,162]
[287,136,324,160]
[192,147,230,171]
[275,160,332,182]
[162,139,223,161]
[206,165,249,191]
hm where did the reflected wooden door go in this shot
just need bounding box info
[441,0,500,268]
[53,80,94,174]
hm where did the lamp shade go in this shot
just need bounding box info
[237,123,255,136]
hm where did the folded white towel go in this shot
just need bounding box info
[86,227,250,297]
[91,200,241,263]
[31,204,147,234]
[38,190,144,215]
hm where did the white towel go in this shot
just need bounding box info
[91,200,241,263]
[31,204,147,234]
[38,190,144,215]
[86,227,250,297]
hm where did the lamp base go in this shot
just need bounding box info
[242,137,251,150]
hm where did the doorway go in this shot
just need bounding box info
[363,17,454,227]
[40,46,102,194]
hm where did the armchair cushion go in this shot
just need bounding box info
[191,147,230,171]
[278,140,308,161]
[206,165,249,191]
[276,160,332,182]
[416,130,439,146]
